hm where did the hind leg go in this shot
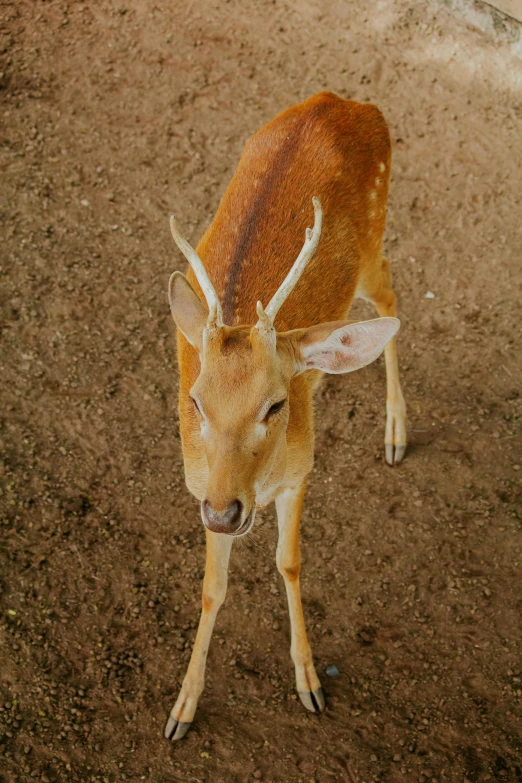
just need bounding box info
[357,256,407,464]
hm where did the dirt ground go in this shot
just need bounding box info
[1,1,522,781]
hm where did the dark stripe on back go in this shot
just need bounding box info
[222,130,300,324]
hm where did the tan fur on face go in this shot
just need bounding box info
[181,325,307,514]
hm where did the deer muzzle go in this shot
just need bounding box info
[201,499,255,537]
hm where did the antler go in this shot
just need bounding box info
[256,197,323,328]
[170,216,223,327]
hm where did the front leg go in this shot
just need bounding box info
[165,529,232,741]
[275,484,325,713]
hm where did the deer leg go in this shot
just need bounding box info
[359,256,407,465]
[165,529,232,741]
[275,484,325,714]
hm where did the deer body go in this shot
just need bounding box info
[165,92,406,740]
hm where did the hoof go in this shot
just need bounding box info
[164,715,192,741]
[385,443,406,466]
[298,687,325,713]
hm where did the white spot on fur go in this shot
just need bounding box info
[369,210,375,218]
[369,191,377,201]
[379,162,386,172]
[375,177,382,186]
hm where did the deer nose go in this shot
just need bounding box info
[201,499,243,535]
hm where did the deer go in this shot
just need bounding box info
[164,92,406,740]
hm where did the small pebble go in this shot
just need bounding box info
[325,665,340,679]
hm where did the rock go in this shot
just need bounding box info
[325,665,340,679]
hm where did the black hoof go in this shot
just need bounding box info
[164,715,192,741]
[298,687,326,713]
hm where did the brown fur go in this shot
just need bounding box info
[165,92,406,739]
[178,92,392,506]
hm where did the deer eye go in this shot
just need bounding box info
[190,396,202,416]
[265,399,286,419]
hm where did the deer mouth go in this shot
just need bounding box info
[231,507,256,537]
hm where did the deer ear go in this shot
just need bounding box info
[293,317,400,375]
[168,272,209,349]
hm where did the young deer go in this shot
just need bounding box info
[165,92,406,740]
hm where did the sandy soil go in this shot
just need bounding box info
[1,1,522,781]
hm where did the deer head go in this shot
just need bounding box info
[168,199,399,537]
